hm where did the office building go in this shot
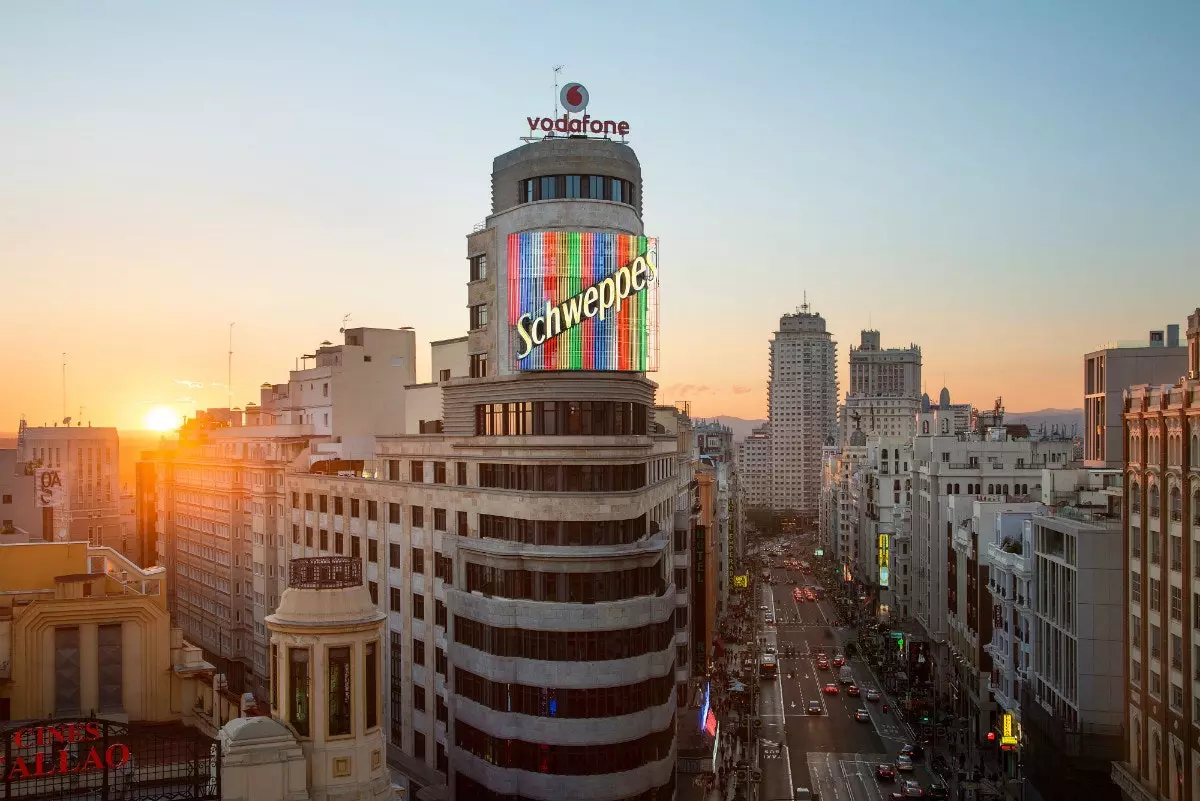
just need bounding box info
[737,424,772,509]
[1084,326,1187,469]
[16,422,121,551]
[768,304,838,516]
[840,330,922,442]
[1112,308,1200,801]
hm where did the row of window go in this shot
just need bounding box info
[475,401,650,437]
[454,667,674,719]
[454,717,674,776]
[517,174,637,207]
[1129,483,1200,522]
[464,561,666,603]
[478,513,647,547]
[276,642,380,738]
[454,774,675,801]
[453,615,675,661]
[478,462,647,493]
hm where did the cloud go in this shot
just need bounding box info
[174,379,205,389]
[665,384,713,398]
[731,385,753,394]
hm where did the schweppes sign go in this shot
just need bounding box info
[508,232,659,371]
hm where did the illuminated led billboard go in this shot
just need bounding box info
[508,232,659,371]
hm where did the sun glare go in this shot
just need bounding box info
[143,405,182,432]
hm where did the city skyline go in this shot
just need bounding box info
[3,1,1198,430]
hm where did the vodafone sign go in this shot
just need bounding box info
[527,82,630,138]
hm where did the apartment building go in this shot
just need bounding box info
[910,409,1075,693]
[1112,307,1200,801]
[16,423,121,551]
[768,305,838,517]
[737,423,772,509]
[845,436,915,619]
[1084,325,1187,469]
[0,449,39,542]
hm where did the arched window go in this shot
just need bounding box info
[1192,434,1198,466]
[953,483,960,494]
[1003,484,1010,495]
[923,421,930,434]
[1149,485,1160,518]
[882,449,889,460]
[1193,489,1200,525]
[988,484,995,494]
[946,484,952,495]
[1130,482,1141,514]
[1169,487,1181,521]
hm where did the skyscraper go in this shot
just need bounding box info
[768,304,838,516]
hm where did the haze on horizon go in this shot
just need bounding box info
[2,1,1198,431]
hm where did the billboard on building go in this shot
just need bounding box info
[34,468,65,508]
[508,232,659,372]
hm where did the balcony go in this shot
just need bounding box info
[987,542,1031,579]
[1110,762,1157,801]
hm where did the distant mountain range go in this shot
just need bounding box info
[706,408,1084,442]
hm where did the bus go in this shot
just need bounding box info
[760,653,778,679]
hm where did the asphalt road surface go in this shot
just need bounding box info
[757,566,944,801]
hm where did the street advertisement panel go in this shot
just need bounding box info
[878,533,890,587]
[508,232,659,372]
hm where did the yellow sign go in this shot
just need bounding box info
[733,574,749,589]
[878,534,890,568]
[1001,712,1018,746]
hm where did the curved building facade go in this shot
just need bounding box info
[446,138,678,801]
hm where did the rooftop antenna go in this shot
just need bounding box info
[339,313,352,334]
[553,65,564,122]
[228,323,235,410]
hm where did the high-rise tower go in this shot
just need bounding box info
[768,304,838,516]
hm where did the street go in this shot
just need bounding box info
[757,565,944,801]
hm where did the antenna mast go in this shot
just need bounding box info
[553,65,564,121]
[228,323,235,409]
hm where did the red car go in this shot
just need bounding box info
[822,684,839,695]
[817,659,830,670]
[833,654,846,667]
[876,764,896,781]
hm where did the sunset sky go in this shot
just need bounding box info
[3,2,1198,431]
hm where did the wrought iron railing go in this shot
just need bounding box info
[288,556,363,589]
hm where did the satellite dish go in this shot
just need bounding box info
[63,416,72,426]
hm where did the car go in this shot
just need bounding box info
[865,689,881,702]
[822,683,839,695]
[855,708,870,722]
[925,783,948,799]
[760,604,770,611]
[876,764,896,781]
[806,701,822,715]
[765,645,777,654]
[900,743,925,761]
[832,654,846,667]
[846,685,861,696]
[901,779,924,797]
[896,754,914,771]
[817,660,830,670]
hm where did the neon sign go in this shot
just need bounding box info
[0,722,131,781]
[509,232,659,371]
[698,682,711,731]
[878,534,890,587]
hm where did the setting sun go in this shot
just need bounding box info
[143,405,182,432]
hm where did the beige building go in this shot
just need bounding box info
[17,423,121,551]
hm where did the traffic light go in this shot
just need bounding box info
[920,713,930,723]
[897,636,905,651]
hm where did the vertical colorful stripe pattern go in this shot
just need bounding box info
[508,232,659,372]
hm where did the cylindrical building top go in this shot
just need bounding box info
[267,557,384,629]
[491,138,643,218]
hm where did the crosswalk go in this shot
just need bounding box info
[806,752,897,801]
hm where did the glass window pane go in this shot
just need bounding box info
[328,646,352,736]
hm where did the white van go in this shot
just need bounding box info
[838,666,854,685]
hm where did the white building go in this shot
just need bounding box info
[737,423,772,509]
[910,409,1075,693]
[768,304,838,516]
[840,394,920,443]
[840,329,922,443]
[853,436,915,619]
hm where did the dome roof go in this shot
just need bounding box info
[222,715,293,744]
[921,393,931,412]
[269,583,384,628]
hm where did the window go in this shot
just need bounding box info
[475,400,648,437]
[95,623,124,712]
[469,353,488,378]
[319,495,328,513]
[1150,623,1161,660]
[412,547,424,574]
[1171,633,1183,669]
[456,462,467,485]
[389,503,401,525]
[469,304,489,330]
[1170,683,1183,710]
[352,536,361,558]
[434,508,447,531]
[389,543,402,566]
[457,510,468,536]
[1150,484,1160,518]
[413,593,425,620]
[390,587,402,610]
[368,501,378,521]
[469,254,487,282]
[368,539,378,562]
[289,648,310,736]
[435,646,447,675]
[328,646,352,736]
[1171,585,1183,620]
[565,175,581,198]
[540,175,556,199]
[365,641,378,729]
[54,627,81,715]
[351,498,361,518]
[1131,572,1141,604]
[1131,659,1142,686]
[414,729,426,758]
[433,462,447,484]
[1,495,10,504]
[1150,578,1161,611]
[413,639,426,666]
[435,601,447,628]
[1150,531,1161,565]
[412,506,424,529]
[335,496,344,514]
[390,633,403,744]
[369,580,378,604]
[439,368,451,382]
[304,493,313,511]
[411,461,424,483]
